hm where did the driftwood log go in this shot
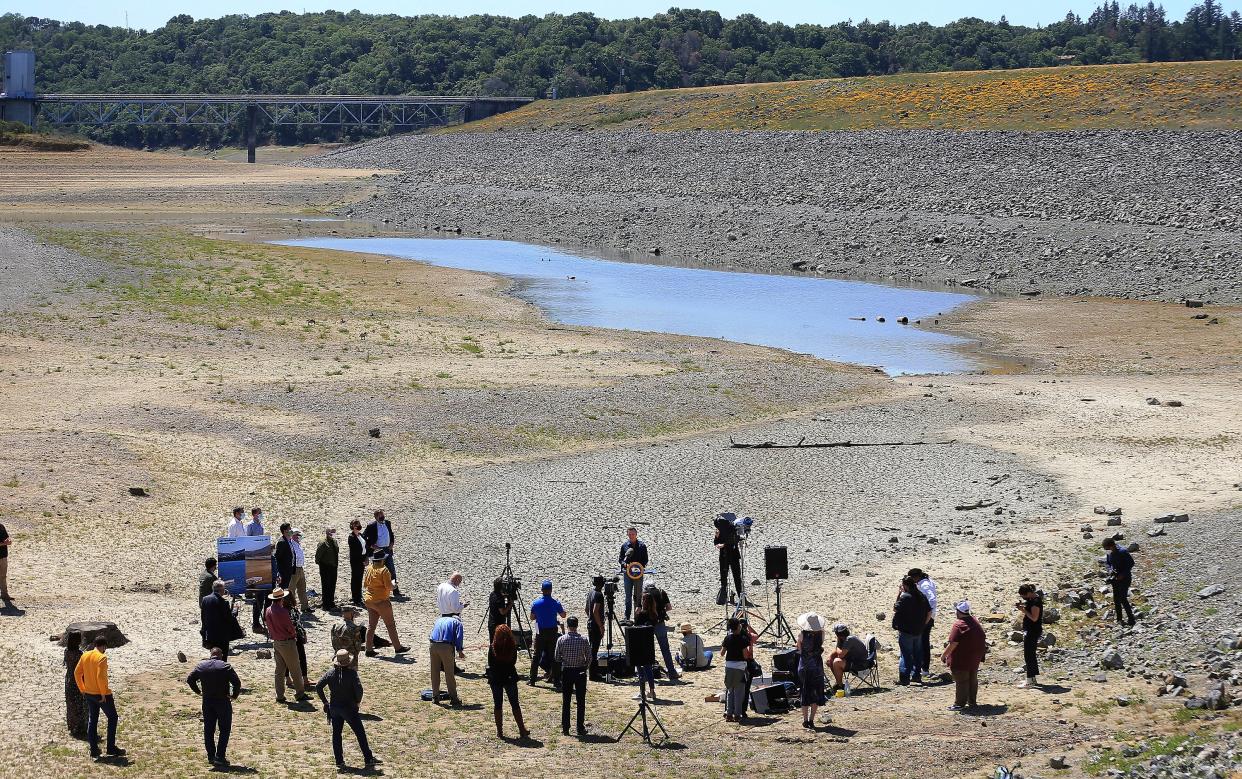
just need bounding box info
[60,621,128,739]
[728,438,957,449]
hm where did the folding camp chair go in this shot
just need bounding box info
[846,634,882,690]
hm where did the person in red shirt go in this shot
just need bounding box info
[941,600,987,711]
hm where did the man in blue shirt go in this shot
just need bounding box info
[529,580,567,689]
[429,614,465,706]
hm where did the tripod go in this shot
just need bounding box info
[477,543,532,657]
[709,536,762,633]
[617,682,669,746]
[756,579,795,645]
[601,586,627,683]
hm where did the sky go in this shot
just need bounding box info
[11,0,1207,32]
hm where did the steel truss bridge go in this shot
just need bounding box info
[14,93,534,161]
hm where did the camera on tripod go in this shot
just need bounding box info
[603,575,620,597]
[500,574,521,600]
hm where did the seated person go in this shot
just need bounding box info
[675,622,713,670]
[827,622,869,694]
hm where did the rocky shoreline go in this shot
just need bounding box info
[302,129,1242,303]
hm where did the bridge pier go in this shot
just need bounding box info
[245,104,257,163]
[0,98,36,128]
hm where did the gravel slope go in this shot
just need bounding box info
[303,129,1242,303]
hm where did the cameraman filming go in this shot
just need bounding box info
[586,576,606,681]
[487,578,512,640]
[714,513,743,606]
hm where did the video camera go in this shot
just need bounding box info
[719,512,755,538]
[603,575,620,597]
[500,574,521,600]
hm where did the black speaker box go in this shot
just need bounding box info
[624,625,656,666]
[764,545,789,580]
[512,629,533,651]
[772,647,798,673]
[772,670,797,686]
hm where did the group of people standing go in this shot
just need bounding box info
[68,508,1145,768]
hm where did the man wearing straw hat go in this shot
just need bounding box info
[264,586,310,703]
[316,649,380,770]
[795,612,828,729]
[676,622,713,671]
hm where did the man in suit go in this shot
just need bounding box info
[198,558,221,600]
[362,510,399,598]
[201,580,243,658]
[274,523,294,588]
[347,520,366,606]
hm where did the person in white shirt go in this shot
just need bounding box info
[290,528,311,612]
[436,572,467,616]
[225,507,246,538]
[909,568,938,678]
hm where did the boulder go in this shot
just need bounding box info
[1037,632,1057,648]
[1196,584,1225,599]
[1100,648,1125,670]
[1147,526,1166,537]
[1049,755,1068,769]
[1107,516,1122,527]
[1094,506,1122,516]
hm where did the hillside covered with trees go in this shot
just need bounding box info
[2,2,1238,146]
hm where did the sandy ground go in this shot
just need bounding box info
[0,144,1238,778]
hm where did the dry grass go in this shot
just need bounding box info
[456,61,1242,133]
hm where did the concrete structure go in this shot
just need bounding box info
[1,50,36,126]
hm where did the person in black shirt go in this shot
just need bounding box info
[274,523,294,588]
[186,646,241,767]
[201,581,243,658]
[1016,583,1043,687]
[618,527,648,621]
[487,577,512,640]
[487,624,530,740]
[347,520,366,607]
[316,650,379,769]
[0,521,10,602]
[714,513,742,606]
[891,575,930,685]
[1102,538,1137,627]
[721,618,750,722]
[586,576,606,681]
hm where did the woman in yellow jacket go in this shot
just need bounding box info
[74,636,126,759]
[363,552,409,657]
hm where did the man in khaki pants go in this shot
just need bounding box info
[428,614,465,706]
[264,588,310,703]
[289,529,311,613]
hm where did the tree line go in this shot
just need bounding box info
[1,2,1238,147]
